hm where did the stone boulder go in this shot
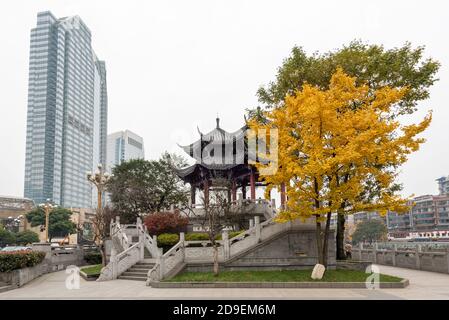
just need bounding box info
[311,263,325,280]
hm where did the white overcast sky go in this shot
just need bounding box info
[0,0,448,199]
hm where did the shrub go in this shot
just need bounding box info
[185,233,210,241]
[144,211,189,236]
[0,250,45,272]
[157,233,179,247]
[84,252,102,265]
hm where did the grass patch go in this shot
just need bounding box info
[81,264,102,276]
[168,270,403,283]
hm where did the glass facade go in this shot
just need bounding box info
[24,11,107,208]
[106,130,144,173]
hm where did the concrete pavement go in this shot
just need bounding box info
[1,265,449,299]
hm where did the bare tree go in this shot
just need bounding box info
[92,206,116,266]
[184,181,239,276]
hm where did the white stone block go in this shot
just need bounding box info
[311,264,325,280]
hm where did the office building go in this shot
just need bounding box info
[106,130,145,172]
[24,11,107,208]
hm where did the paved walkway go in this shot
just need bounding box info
[1,265,449,299]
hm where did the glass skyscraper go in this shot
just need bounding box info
[106,130,145,173]
[24,11,107,208]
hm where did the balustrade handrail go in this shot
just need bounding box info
[116,241,140,260]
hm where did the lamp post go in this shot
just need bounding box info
[87,164,111,215]
[39,199,56,243]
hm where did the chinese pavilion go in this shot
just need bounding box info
[175,117,286,207]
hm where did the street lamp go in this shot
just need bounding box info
[87,164,111,214]
[38,199,57,243]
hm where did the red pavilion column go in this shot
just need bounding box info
[280,182,286,209]
[231,179,237,202]
[250,171,256,201]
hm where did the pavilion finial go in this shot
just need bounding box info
[197,126,203,137]
[216,115,220,128]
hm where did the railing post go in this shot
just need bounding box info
[249,219,254,229]
[222,230,230,260]
[112,255,118,279]
[415,244,421,270]
[392,244,397,266]
[137,218,144,260]
[180,232,185,260]
[254,216,261,242]
[159,256,165,280]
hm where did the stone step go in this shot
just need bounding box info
[122,271,148,277]
[129,267,152,272]
[118,275,146,281]
[135,263,154,268]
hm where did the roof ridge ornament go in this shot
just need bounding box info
[216,116,220,128]
[197,126,203,137]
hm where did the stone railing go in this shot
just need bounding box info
[352,242,449,274]
[137,220,160,258]
[147,237,185,283]
[98,217,160,281]
[98,242,142,281]
[146,215,298,284]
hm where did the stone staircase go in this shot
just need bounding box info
[118,260,155,281]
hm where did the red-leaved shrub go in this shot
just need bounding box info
[144,211,189,236]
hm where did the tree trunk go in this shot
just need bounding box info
[322,212,332,267]
[315,216,324,265]
[213,245,219,276]
[336,213,347,260]
[100,242,107,266]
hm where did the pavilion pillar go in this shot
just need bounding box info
[231,179,237,202]
[190,185,196,206]
[280,182,286,209]
[242,181,247,199]
[250,171,256,201]
[204,180,209,205]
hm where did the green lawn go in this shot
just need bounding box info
[81,264,102,276]
[168,270,403,283]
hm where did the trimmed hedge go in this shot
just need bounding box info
[0,250,46,272]
[157,233,180,247]
[84,252,102,265]
[157,231,245,250]
[185,233,210,241]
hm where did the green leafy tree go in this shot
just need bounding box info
[107,152,189,223]
[26,207,76,241]
[0,225,16,247]
[256,40,440,115]
[253,40,440,259]
[15,230,39,245]
[351,219,388,245]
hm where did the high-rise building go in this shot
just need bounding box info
[106,130,145,172]
[24,11,107,208]
[437,176,449,195]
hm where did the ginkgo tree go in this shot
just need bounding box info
[250,68,431,268]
